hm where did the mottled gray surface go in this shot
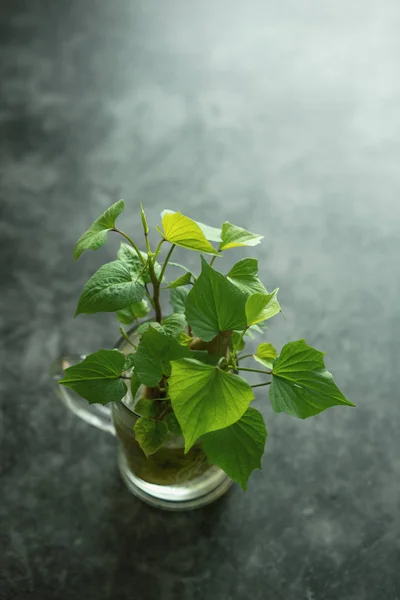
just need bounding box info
[1,1,400,598]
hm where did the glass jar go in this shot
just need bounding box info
[52,324,232,510]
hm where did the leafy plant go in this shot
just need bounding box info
[59,201,354,490]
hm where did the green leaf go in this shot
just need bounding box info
[168,358,254,452]
[133,327,194,387]
[75,260,145,316]
[117,299,150,324]
[164,412,182,435]
[130,372,141,400]
[134,398,157,418]
[185,258,247,342]
[201,407,267,491]
[177,331,193,347]
[170,287,189,314]
[59,349,127,404]
[166,272,192,288]
[270,339,355,419]
[219,222,263,251]
[117,243,161,283]
[162,313,187,338]
[226,258,267,296]
[254,342,278,369]
[245,290,280,326]
[161,211,218,255]
[133,418,168,457]
[137,321,165,335]
[161,210,221,243]
[74,200,124,260]
[123,353,136,371]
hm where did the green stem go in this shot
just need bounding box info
[237,367,272,375]
[251,382,271,388]
[158,244,176,283]
[234,325,249,353]
[113,228,146,266]
[154,239,165,261]
[149,244,175,323]
[237,353,254,361]
[209,255,217,267]
[119,327,137,349]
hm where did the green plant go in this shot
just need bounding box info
[59,201,354,490]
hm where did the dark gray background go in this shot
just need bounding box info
[1,1,399,599]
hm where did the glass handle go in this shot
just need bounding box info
[50,355,116,436]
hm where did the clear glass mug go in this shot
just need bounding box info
[51,325,232,510]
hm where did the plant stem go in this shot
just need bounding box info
[159,244,176,283]
[157,405,170,421]
[237,353,254,361]
[154,239,165,261]
[150,244,175,323]
[149,263,162,323]
[234,325,249,352]
[113,228,146,266]
[209,255,217,267]
[251,382,271,388]
[237,367,272,375]
[119,327,137,349]
[143,226,151,256]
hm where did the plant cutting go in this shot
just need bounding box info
[57,200,354,506]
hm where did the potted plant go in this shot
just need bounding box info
[56,201,354,510]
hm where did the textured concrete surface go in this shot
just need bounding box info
[1,1,400,598]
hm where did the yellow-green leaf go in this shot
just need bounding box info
[254,342,278,369]
[245,290,280,326]
[161,211,218,255]
[219,222,263,251]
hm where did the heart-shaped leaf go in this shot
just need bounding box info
[202,407,267,490]
[270,339,355,418]
[161,211,218,255]
[168,358,254,451]
[245,290,280,326]
[59,349,126,404]
[227,258,267,296]
[185,258,247,341]
[254,342,278,369]
[74,200,124,260]
[134,418,168,457]
[219,222,263,251]
[161,210,221,243]
[75,260,145,315]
